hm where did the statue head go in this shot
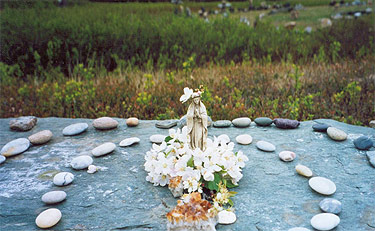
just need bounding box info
[192,93,200,105]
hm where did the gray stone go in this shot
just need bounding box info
[177,115,212,128]
[319,198,342,214]
[213,120,232,128]
[327,127,347,141]
[0,138,30,157]
[62,123,88,136]
[310,213,340,231]
[254,117,273,126]
[92,142,116,157]
[232,117,251,128]
[28,130,53,145]
[9,116,37,131]
[155,120,178,129]
[366,151,375,167]
[274,118,300,129]
[71,155,93,170]
[41,191,67,204]
[53,172,74,186]
[0,155,5,164]
[312,123,330,132]
[354,136,373,150]
[119,137,140,147]
[256,140,275,152]
[93,117,118,130]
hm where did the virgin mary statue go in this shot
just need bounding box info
[186,93,208,151]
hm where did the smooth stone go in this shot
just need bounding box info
[213,120,232,128]
[274,118,300,129]
[62,123,88,136]
[256,141,276,152]
[295,164,313,177]
[155,120,178,129]
[177,115,212,128]
[309,177,336,195]
[327,127,347,141]
[41,191,67,204]
[35,208,62,229]
[319,198,342,214]
[1,138,30,157]
[9,116,37,131]
[0,155,6,164]
[126,117,139,127]
[87,165,99,174]
[279,151,296,162]
[92,142,116,157]
[53,172,74,186]
[70,155,93,170]
[232,117,251,128]
[312,123,330,132]
[119,137,140,147]
[28,130,53,145]
[310,213,340,231]
[366,151,375,168]
[353,136,373,150]
[236,134,252,145]
[92,117,118,130]
[217,134,230,144]
[288,228,311,231]
[150,134,166,144]
[254,117,273,126]
[218,210,236,224]
[370,120,375,128]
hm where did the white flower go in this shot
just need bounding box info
[179,87,193,103]
[236,151,249,168]
[202,168,214,181]
[192,148,205,167]
[152,142,167,152]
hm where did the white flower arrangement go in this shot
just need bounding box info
[144,127,249,209]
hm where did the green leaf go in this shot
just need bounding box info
[226,180,238,189]
[228,199,234,206]
[206,173,222,191]
[165,136,173,143]
[187,156,194,167]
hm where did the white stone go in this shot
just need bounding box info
[295,164,313,177]
[126,117,139,127]
[217,134,230,144]
[1,138,30,157]
[92,117,118,130]
[62,123,88,136]
[87,165,99,174]
[279,151,296,162]
[232,117,251,127]
[0,155,6,164]
[150,134,166,144]
[309,177,336,195]
[53,172,74,186]
[70,155,93,170]
[218,210,236,224]
[288,228,311,231]
[92,142,116,157]
[35,208,62,229]
[119,137,140,147]
[327,127,347,141]
[28,130,53,145]
[310,213,340,231]
[256,141,276,152]
[236,134,252,145]
[41,191,67,204]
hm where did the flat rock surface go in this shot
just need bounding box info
[0,118,374,231]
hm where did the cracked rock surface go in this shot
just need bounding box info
[0,118,374,230]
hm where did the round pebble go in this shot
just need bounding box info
[279,151,296,162]
[310,213,340,231]
[319,198,342,214]
[353,136,373,150]
[312,123,329,132]
[327,127,347,141]
[70,155,93,170]
[126,117,139,127]
[236,134,253,145]
[213,120,232,128]
[62,123,88,136]
[218,210,236,224]
[1,138,30,157]
[41,191,67,204]
[9,116,37,131]
[119,137,140,147]
[309,177,336,195]
[28,130,53,145]
[53,172,74,186]
[155,120,178,129]
[256,141,276,152]
[232,117,251,128]
[288,228,311,231]
[274,118,300,129]
[87,165,99,174]
[217,134,230,144]
[0,155,6,164]
[92,142,116,157]
[150,134,166,144]
[295,164,313,177]
[35,208,62,229]
[93,117,118,130]
[254,117,273,126]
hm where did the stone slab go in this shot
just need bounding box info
[0,118,374,230]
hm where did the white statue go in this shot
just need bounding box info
[180,87,208,151]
